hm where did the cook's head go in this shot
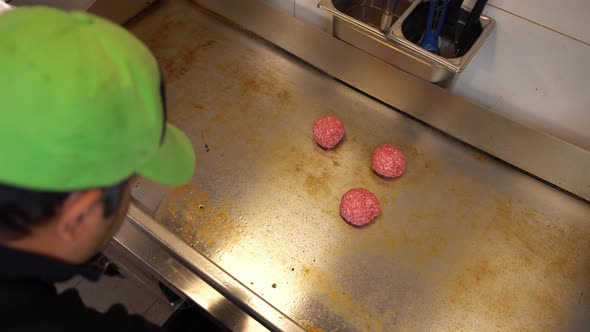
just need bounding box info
[0,7,195,263]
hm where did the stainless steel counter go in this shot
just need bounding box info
[111,1,590,331]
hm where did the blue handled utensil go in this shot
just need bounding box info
[420,0,450,53]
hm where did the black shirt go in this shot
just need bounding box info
[0,245,161,332]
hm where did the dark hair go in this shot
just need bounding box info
[0,180,129,233]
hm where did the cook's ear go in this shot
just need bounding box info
[55,190,102,240]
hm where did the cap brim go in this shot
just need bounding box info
[137,123,195,185]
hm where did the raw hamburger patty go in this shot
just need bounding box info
[339,188,381,226]
[313,116,345,149]
[371,144,406,178]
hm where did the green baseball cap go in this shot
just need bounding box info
[0,7,195,191]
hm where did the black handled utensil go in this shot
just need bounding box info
[446,0,464,29]
[456,0,488,56]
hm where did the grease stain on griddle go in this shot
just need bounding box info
[298,265,392,332]
[155,184,243,256]
[276,89,293,106]
[195,64,297,150]
[441,196,590,330]
[272,144,336,197]
[302,323,326,332]
[142,15,218,84]
[318,184,590,331]
[474,153,486,162]
[230,62,289,102]
[303,172,332,196]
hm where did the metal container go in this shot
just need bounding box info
[387,0,495,74]
[318,0,495,88]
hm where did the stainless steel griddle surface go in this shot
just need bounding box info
[127,1,590,331]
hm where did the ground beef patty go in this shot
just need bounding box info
[371,144,406,178]
[313,116,345,149]
[339,188,381,226]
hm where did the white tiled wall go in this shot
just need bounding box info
[470,0,589,44]
[453,4,590,149]
[264,0,590,150]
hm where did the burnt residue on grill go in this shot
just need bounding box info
[134,15,218,84]
[440,197,590,330]
[155,184,243,256]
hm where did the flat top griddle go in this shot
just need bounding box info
[126,1,590,331]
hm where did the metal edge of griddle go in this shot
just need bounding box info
[191,0,590,203]
[114,204,306,332]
